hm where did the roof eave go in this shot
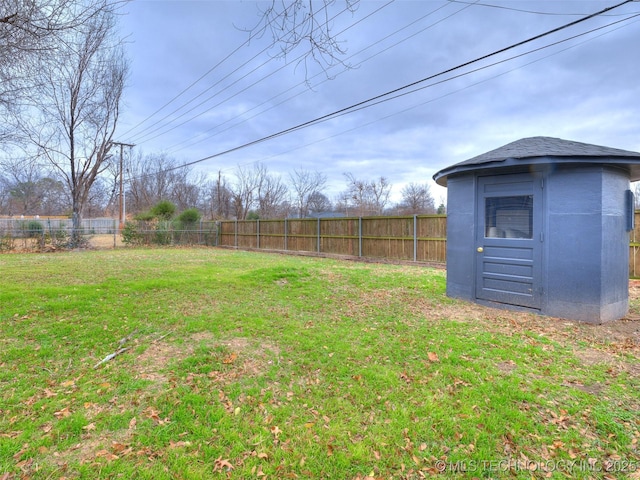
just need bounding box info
[434,156,640,187]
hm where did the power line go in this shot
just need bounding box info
[446,0,639,16]
[129,0,636,181]
[119,2,302,139]
[163,0,471,154]
[127,0,395,145]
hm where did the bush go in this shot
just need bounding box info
[24,220,44,238]
[0,234,14,252]
[177,208,201,226]
[154,220,172,245]
[121,222,143,246]
[134,211,155,222]
[150,200,176,220]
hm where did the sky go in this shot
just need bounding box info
[115,0,640,205]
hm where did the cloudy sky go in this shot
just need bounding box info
[115,0,640,204]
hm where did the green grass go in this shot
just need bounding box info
[1,248,639,479]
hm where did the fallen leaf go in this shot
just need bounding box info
[427,352,440,362]
[169,440,192,449]
[95,449,119,461]
[129,417,137,430]
[54,407,71,419]
[111,442,129,453]
[43,388,57,398]
[222,353,237,364]
[82,423,96,431]
[12,444,28,461]
[214,457,234,471]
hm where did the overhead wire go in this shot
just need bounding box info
[126,1,357,144]
[127,0,392,145]
[250,12,640,171]
[143,0,635,176]
[163,0,467,154]
[446,0,640,16]
[118,1,301,139]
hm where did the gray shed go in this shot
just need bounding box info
[433,136,640,323]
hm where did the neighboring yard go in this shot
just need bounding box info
[1,248,639,479]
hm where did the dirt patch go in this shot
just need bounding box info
[135,338,187,384]
[496,360,518,374]
[134,332,280,386]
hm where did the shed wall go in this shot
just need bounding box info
[445,165,630,323]
[445,175,475,301]
[544,165,628,322]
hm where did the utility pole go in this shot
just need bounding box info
[111,142,135,229]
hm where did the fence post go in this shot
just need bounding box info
[234,219,238,248]
[413,215,418,262]
[113,218,117,248]
[284,218,288,251]
[257,219,260,249]
[358,217,362,257]
[317,218,321,253]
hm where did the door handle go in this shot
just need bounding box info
[477,247,484,253]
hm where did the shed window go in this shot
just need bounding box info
[485,195,533,239]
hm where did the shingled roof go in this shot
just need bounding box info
[433,137,640,186]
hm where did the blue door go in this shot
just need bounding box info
[476,174,543,309]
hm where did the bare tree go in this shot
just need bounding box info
[398,182,435,215]
[0,158,70,216]
[341,172,371,216]
[0,0,124,145]
[289,168,327,218]
[19,4,127,242]
[307,191,332,215]
[204,171,233,220]
[257,171,289,219]
[250,0,359,79]
[231,163,267,220]
[126,152,205,215]
[369,176,391,215]
[0,157,44,214]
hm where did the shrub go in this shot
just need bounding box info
[24,220,44,238]
[134,211,155,222]
[121,222,143,246]
[150,200,176,220]
[154,220,172,245]
[177,208,201,225]
[0,234,14,251]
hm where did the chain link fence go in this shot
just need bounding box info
[0,217,218,251]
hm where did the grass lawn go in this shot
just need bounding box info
[1,248,639,479]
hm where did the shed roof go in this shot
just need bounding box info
[433,137,640,186]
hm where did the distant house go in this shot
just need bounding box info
[433,136,640,323]
[305,211,346,219]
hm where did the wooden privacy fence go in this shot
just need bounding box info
[628,211,640,277]
[221,212,640,277]
[218,215,447,263]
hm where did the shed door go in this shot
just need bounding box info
[476,174,542,309]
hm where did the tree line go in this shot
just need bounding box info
[1,151,442,221]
